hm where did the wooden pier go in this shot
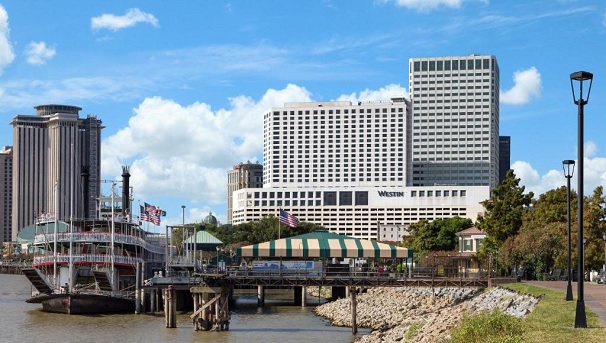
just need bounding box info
[147,269,494,333]
[0,262,29,275]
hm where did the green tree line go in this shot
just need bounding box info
[401,169,606,279]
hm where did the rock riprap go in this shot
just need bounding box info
[313,286,539,343]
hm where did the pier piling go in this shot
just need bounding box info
[351,286,357,334]
[190,285,230,331]
[165,285,176,328]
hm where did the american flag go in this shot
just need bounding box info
[141,203,161,225]
[279,209,298,228]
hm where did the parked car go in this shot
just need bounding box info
[595,271,606,284]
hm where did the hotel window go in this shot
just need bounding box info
[324,192,337,206]
[355,191,368,205]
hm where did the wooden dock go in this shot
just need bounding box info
[0,262,29,275]
[146,269,494,333]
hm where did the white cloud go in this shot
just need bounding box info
[512,161,562,196]
[514,141,606,197]
[25,41,56,65]
[501,67,542,105]
[603,10,606,27]
[101,84,312,203]
[382,0,462,11]
[0,5,15,75]
[91,8,159,31]
[334,84,408,103]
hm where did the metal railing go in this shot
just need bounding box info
[33,254,144,266]
[33,232,165,254]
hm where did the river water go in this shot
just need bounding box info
[0,274,369,343]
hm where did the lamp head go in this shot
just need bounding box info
[562,159,575,178]
[570,71,593,104]
[571,71,593,82]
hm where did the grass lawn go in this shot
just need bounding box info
[504,283,606,342]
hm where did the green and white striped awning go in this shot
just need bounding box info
[236,230,412,259]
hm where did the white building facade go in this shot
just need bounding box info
[232,185,488,240]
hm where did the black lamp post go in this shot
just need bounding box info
[562,159,575,301]
[570,70,593,328]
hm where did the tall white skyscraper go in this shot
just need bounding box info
[262,99,413,189]
[408,55,500,190]
[11,105,103,240]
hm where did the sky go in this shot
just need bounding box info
[1,1,605,229]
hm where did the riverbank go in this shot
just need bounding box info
[314,286,539,342]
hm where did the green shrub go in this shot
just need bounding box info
[448,310,524,343]
[405,322,422,341]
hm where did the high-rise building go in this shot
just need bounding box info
[227,161,263,224]
[0,146,13,244]
[499,136,511,184]
[10,105,103,240]
[231,99,489,239]
[408,55,500,190]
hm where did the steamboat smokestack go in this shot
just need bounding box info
[81,166,90,218]
[121,166,131,218]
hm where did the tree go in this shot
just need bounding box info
[207,215,316,245]
[477,169,533,253]
[583,186,606,272]
[402,217,473,262]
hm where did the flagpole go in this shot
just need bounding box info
[278,209,282,276]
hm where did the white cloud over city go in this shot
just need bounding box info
[512,141,606,196]
[500,67,542,105]
[91,8,159,31]
[383,0,462,11]
[335,84,408,102]
[101,84,314,204]
[25,41,56,65]
[0,5,15,75]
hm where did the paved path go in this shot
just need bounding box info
[525,280,606,327]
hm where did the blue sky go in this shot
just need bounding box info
[1,1,605,229]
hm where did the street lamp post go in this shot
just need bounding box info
[562,159,575,301]
[570,70,593,328]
